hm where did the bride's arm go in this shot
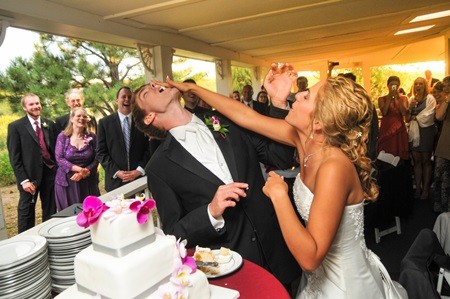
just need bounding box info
[166,68,297,147]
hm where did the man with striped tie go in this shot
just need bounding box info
[96,86,151,192]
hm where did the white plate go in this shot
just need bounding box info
[203,250,243,279]
[0,236,47,271]
[39,216,89,239]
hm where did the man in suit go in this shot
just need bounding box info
[181,79,211,114]
[241,84,268,115]
[7,93,57,233]
[96,86,151,192]
[425,70,439,89]
[132,82,301,287]
[55,88,97,133]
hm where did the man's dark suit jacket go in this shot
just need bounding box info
[146,113,301,284]
[7,116,57,187]
[96,112,151,192]
[55,113,97,133]
[7,116,58,231]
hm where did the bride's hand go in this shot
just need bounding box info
[263,171,288,203]
[165,77,193,93]
[264,63,297,106]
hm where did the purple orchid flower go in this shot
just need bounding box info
[129,198,156,224]
[76,196,109,228]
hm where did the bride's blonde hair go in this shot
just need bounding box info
[314,76,378,201]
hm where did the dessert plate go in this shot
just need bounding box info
[39,216,89,239]
[205,250,243,279]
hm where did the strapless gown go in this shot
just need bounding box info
[293,176,408,299]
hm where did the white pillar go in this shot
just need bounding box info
[137,44,174,83]
[215,59,232,96]
[0,20,9,47]
[362,63,372,95]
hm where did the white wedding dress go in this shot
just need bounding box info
[293,175,408,299]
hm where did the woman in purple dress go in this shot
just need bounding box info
[54,107,100,211]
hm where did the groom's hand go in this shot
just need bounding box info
[209,182,249,218]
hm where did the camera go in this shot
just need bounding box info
[329,61,339,67]
[391,85,398,91]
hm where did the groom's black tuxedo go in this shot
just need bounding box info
[146,112,301,284]
[7,116,57,232]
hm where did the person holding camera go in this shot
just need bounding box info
[378,76,410,160]
[376,76,413,222]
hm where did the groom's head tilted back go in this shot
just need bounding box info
[132,83,178,140]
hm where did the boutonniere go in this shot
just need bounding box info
[83,135,93,145]
[205,115,229,138]
[42,122,48,128]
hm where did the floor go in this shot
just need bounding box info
[365,196,439,280]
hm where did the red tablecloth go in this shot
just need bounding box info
[209,259,291,299]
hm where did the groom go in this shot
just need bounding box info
[132,82,301,287]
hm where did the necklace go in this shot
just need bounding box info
[303,151,320,167]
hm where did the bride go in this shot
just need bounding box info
[167,63,408,298]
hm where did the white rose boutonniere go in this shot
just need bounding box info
[42,122,48,128]
[204,115,229,138]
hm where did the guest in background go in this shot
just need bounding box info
[425,70,439,89]
[96,86,151,192]
[408,77,437,200]
[241,84,267,115]
[181,79,211,114]
[54,107,99,211]
[231,90,240,101]
[55,88,97,133]
[256,90,270,115]
[287,76,308,103]
[378,76,409,160]
[7,94,57,233]
[432,81,445,149]
[376,76,413,223]
[432,77,450,213]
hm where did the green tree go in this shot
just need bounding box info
[0,34,145,118]
[232,66,252,93]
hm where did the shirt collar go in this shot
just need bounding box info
[28,115,41,127]
[118,112,132,123]
[170,114,206,141]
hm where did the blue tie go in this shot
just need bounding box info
[123,116,130,169]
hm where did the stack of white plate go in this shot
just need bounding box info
[38,216,91,293]
[0,235,52,299]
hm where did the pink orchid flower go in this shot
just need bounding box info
[129,198,156,224]
[76,196,109,228]
[176,239,196,273]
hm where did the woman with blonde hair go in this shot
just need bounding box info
[54,107,100,211]
[408,77,437,200]
[167,63,407,298]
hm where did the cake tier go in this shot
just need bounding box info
[75,234,175,299]
[90,202,155,253]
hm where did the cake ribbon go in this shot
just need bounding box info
[92,234,156,258]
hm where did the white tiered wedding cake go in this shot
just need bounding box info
[56,195,210,299]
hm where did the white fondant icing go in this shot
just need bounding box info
[90,200,155,251]
[75,235,175,299]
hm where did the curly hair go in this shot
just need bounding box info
[131,84,167,140]
[314,76,378,201]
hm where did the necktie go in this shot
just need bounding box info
[122,116,131,170]
[123,116,130,152]
[34,121,54,168]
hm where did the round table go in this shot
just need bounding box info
[209,258,291,299]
